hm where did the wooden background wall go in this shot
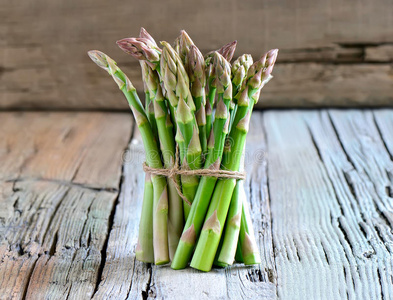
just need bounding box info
[2,0,393,109]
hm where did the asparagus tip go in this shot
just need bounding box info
[87,50,108,70]
[117,38,161,65]
[218,40,237,62]
[139,27,157,46]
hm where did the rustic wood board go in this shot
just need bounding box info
[265,110,393,299]
[2,110,393,299]
[0,112,132,189]
[0,112,132,299]
[2,0,393,109]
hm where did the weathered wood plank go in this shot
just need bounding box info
[0,182,118,300]
[2,0,393,110]
[3,0,393,52]
[260,63,393,108]
[0,112,132,188]
[94,112,276,299]
[2,59,393,110]
[0,112,132,300]
[265,110,393,299]
[326,110,393,298]
[92,130,149,300]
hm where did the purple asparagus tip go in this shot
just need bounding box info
[218,40,237,62]
[116,37,161,68]
[139,27,157,46]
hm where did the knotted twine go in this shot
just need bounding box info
[142,144,246,206]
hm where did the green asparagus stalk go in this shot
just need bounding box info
[190,49,278,271]
[136,172,154,262]
[218,53,265,265]
[216,175,243,266]
[143,63,184,261]
[129,28,158,263]
[205,41,238,138]
[235,240,244,263]
[187,45,207,158]
[160,41,202,218]
[216,55,253,265]
[88,51,169,265]
[171,52,232,269]
[176,97,202,218]
[238,183,261,265]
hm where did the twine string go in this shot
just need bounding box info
[142,144,246,206]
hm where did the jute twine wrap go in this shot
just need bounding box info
[142,145,246,206]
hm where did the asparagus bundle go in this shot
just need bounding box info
[88,28,278,272]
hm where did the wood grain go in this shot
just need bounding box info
[1,0,393,109]
[0,112,132,299]
[0,112,132,188]
[265,110,393,299]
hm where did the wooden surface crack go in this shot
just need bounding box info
[6,177,119,193]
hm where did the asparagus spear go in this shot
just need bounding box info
[138,29,161,139]
[191,49,278,271]
[187,45,207,159]
[143,63,185,261]
[217,54,255,265]
[216,175,243,266]
[160,41,202,218]
[88,51,169,265]
[205,41,238,139]
[171,52,232,269]
[216,54,255,264]
[238,182,261,264]
[229,54,253,139]
[136,172,154,262]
